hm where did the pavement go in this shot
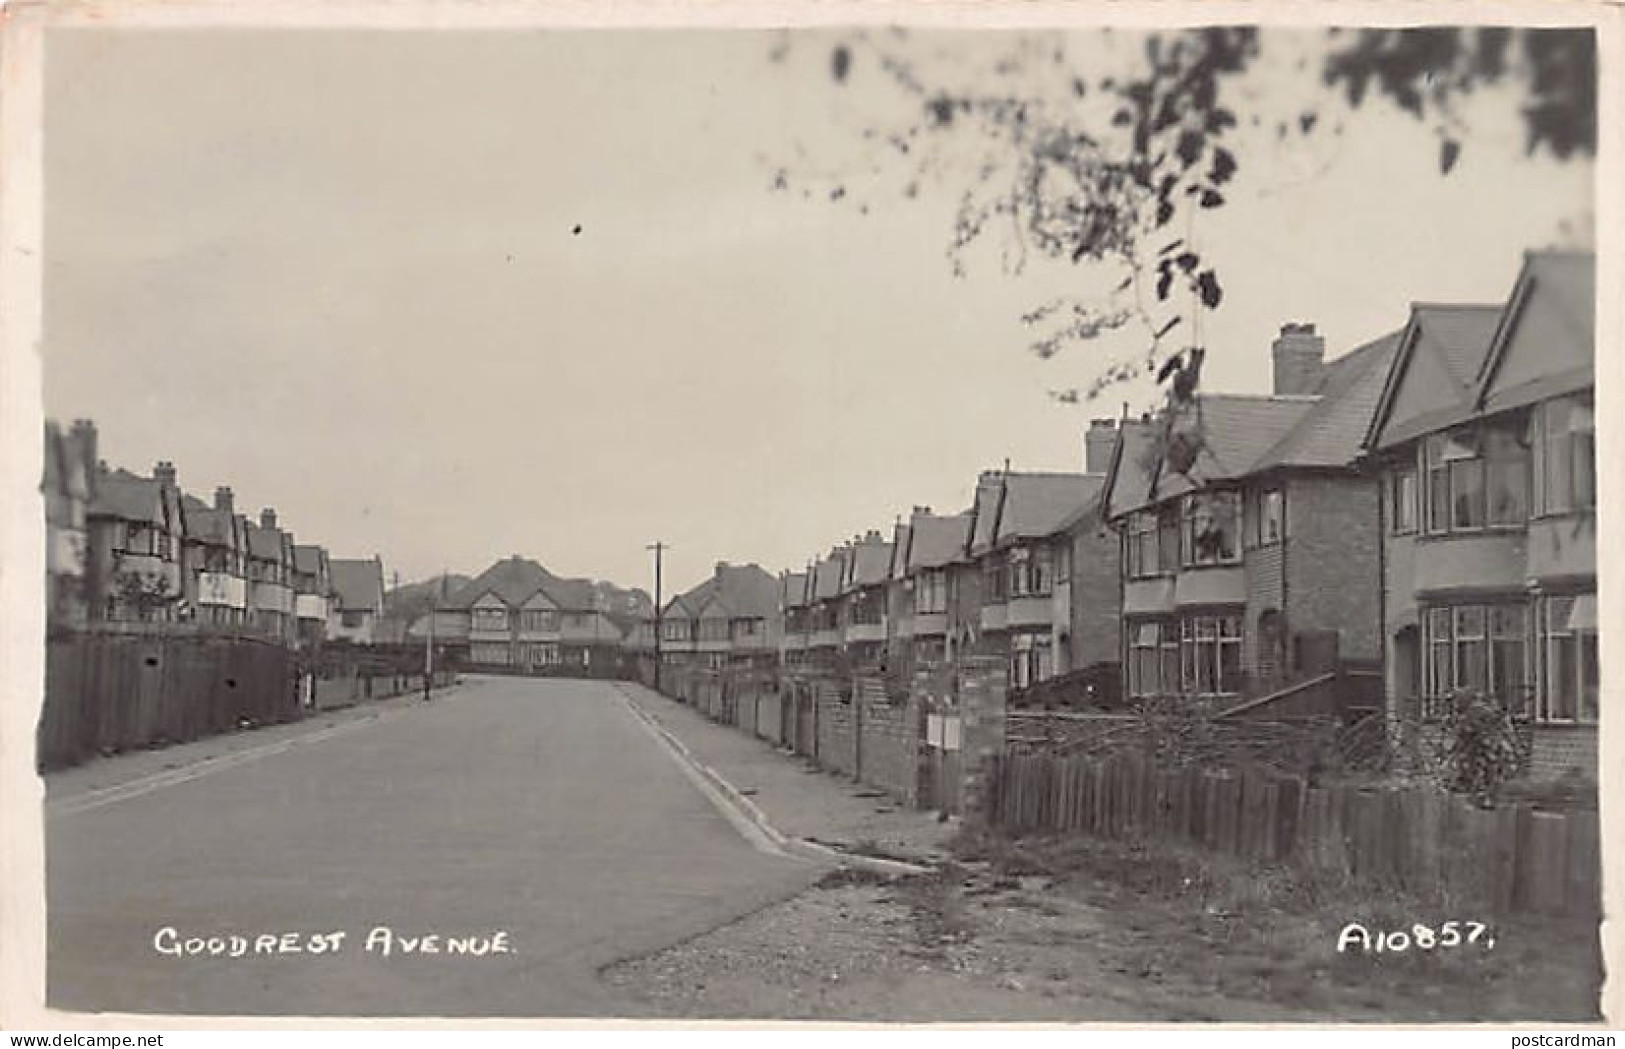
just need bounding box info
[44,675,826,1018]
[615,683,956,868]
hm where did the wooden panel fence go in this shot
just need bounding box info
[39,631,300,770]
[989,751,1599,919]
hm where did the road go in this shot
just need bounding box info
[45,676,822,1017]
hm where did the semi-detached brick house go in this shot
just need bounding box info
[1101,321,1403,706]
[327,556,387,646]
[840,531,894,671]
[435,555,625,673]
[778,570,811,671]
[962,468,1108,691]
[87,465,186,625]
[674,561,782,673]
[886,508,974,678]
[179,486,250,631]
[1363,252,1597,781]
[805,548,849,672]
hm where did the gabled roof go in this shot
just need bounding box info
[331,558,385,612]
[245,523,286,561]
[1475,251,1594,414]
[888,522,912,581]
[690,563,780,620]
[1366,304,1502,452]
[812,552,847,602]
[844,537,893,591]
[994,472,1103,545]
[1253,330,1404,471]
[184,499,239,547]
[1100,419,1158,522]
[293,544,327,575]
[446,556,553,609]
[89,469,164,525]
[906,511,974,572]
[781,572,809,610]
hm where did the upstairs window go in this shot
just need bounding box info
[1125,513,1158,579]
[1253,487,1284,547]
[1390,468,1418,534]
[1532,396,1595,517]
[1423,421,1530,533]
[915,569,947,614]
[1008,546,1054,598]
[1181,492,1240,566]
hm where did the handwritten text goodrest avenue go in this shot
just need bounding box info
[152,926,513,958]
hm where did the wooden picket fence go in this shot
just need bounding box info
[989,750,1599,919]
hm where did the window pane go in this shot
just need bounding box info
[1485,429,1529,524]
[1218,637,1242,693]
[1580,632,1599,722]
[1548,633,1577,721]
[1456,636,1487,692]
[1452,459,1485,528]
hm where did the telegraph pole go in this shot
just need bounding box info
[647,541,668,692]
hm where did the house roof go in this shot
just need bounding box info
[995,472,1103,545]
[812,552,847,602]
[781,572,809,609]
[687,563,780,620]
[968,473,1006,555]
[245,523,286,561]
[1107,329,1412,518]
[443,556,609,612]
[293,544,327,574]
[888,522,912,580]
[1367,304,1502,451]
[1101,419,1158,521]
[184,500,238,547]
[1475,251,1594,414]
[1253,329,1404,471]
[907,512,974,571]
[844,537,893,591]
[89,469,164,525]
[330,558,385,612]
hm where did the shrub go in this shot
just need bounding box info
[1429,688,1524,804]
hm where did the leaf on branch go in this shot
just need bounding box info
[1154,315,1182,340]
[1158,238,1185,256]
[1439,137,1461,174]
[831,45,852,84]
[1155,264,1174,302]
[1155,198,1175,227]
[1209,147,1236,184]
[1175,130,1205,167]
[1199,188,1225,208]
[1175,251,1200,273]
[1196,269,1223,308]
[1071,77,1087,98]
[1112,108,1134,126]
[1155,355,1183,385]
[1299,111,1319,134]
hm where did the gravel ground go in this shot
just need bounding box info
[603,841,1604,1024]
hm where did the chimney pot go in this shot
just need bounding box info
[1085,418,1118,474]
[260,507,277,530]
[214,485,234,514]
[153,460,177,487]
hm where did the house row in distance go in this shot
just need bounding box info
[42,422,388,647]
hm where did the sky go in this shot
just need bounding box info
[41,27,1594,597]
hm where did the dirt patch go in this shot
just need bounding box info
[603,830,1603,1023]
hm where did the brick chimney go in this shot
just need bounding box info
[260,507,277,530]
[715,560,729,579]
[1272,322,1326,396]
[214,486,234,514]
[69,419,97,477]
[153,460,177,488]
[1085,417,1117,474]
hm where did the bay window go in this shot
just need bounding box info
[1422,421,1530,533]
[1420,602,1529,718]
[1181,491,1240,566]
[1535,594,1598,724]
[1179,612,1243,695]
[1009,545,1054,597]
[1532,396,1596,516]
[915,569,946,614]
